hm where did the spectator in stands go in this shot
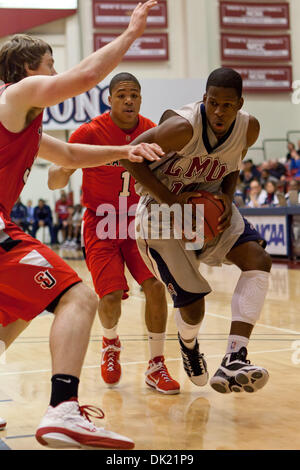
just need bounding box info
[286,142,296,162]
[234,176,246,207]
[54,190,71,244]
[62,204,85,249]
[286,180,300,206]
[240,158,261,183]
[297,140,300,156]
[10,197,28,232]
[268,159,287,180]
[290,151,300,177]
[245,180,267,208]
[262,181,280,207]
[260,167,279,188]
[72,204,84,245]
[32,198,55,244]
[26,199,35,235]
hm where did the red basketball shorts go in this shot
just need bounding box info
[0,214,81,326]
[82,209,154,299]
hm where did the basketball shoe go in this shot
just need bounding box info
[210,347,269,394]
[101,336,122,387]
[145,356,180,394]
[0,417,6,430]
[35,397,134,449]
[178,333,209,386]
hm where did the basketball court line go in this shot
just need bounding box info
[0,345,295,377]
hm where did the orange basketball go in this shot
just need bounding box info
[188,191,225,241]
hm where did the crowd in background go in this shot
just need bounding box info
[10,141,300,248]
[234,140,300,208]
[10,190,85,249]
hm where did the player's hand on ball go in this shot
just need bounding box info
[214,193,232,232]
[127,142,164,162]
[128,1,158,39]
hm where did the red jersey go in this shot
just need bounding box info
[68,112,156,213]
[55,199,70,221]
[0,85,43,219]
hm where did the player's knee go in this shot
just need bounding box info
[101,290,123,307]
[73,284,98,318]
[143,278,165,299]
[250,247,272,272]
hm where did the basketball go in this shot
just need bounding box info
[188,191,225,241]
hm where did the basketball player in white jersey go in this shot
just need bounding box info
[120,68,271,394]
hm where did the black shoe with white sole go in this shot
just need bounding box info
[210,347,269,394]
[178,333,209,386]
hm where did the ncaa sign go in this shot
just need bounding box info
[246,215,288,256]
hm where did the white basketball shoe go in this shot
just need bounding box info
[35,398,134,449]
[0,417,6,430]
[210,347,269,394]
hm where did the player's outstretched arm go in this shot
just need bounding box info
[39,133,163,169]
[9,1,157,110]
[120,114,193,205]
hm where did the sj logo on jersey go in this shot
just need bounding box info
[34,270,57,289]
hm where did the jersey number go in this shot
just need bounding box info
[119,171,131,197]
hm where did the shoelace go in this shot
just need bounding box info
[230,348,251,365]
[182,349,205,376]
[79,404,105,422]
[146,361,172,382]
[103,344,121,372]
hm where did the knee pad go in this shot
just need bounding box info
[231,270,270,325]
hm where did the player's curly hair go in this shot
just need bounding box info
[0,34,52,83]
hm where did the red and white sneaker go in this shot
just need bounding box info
[101,337,122,386]
[35,398,134,450]
[145,356,180,395]
[0,417,6,430]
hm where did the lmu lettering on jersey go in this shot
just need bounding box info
[164,156,228,183]
[34,270,57,289]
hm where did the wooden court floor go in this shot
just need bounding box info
[0,257,300,450]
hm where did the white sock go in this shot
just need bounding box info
[102,324,118,340]
[148,332,165,359]
[175,309,201,350]
[226,335,249,354]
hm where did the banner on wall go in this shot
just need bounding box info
[93,0,168,28]
[225,65,292,92]
[246,215,289,256]
[219,2,290,29]
[94,33,169,61]
[221,34,291,62]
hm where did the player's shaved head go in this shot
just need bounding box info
[109,72,141,94]
[206,68,243,99]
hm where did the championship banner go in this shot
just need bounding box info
[219,1,290,29]
[93,0,168,28]
[224,65,292,92]
[221,34,291,62]
[94,33,169,61]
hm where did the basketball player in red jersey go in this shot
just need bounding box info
[120,68,272,395]
[0,1,164,449]
[48,73,180,394]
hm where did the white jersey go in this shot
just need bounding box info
[135,101,251,267]
[136,100,249,197]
